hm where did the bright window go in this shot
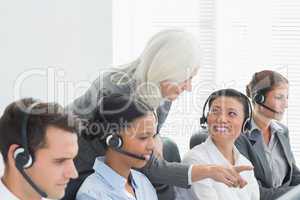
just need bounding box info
[113,0,300,163]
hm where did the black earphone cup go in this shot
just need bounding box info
[242,118,252,133]
[14,147,33,169]
[254,93,265,104]
[200,116,207,129]
[246,122,252,131]
[106,135,123,149]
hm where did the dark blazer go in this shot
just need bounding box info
[66,71,190,200]
[235,122,300,200]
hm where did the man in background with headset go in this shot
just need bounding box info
[0,98,79,200]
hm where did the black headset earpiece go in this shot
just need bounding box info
[242,96,252,133]
[106,134,123,149]
[242,118,251,133]
[14,147,33,170]
[98,95,123,149]
[200,93,215,129]
[251,72,274,105]
[253,92,265,104]
[199,116,207,129]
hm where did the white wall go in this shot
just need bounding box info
[0,0,112,175]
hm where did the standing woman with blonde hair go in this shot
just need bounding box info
[236,70,300,200]
[66,30,252,200]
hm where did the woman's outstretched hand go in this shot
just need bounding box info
[192,164,254,188]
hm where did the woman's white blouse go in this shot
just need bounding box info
[176,136,259,200]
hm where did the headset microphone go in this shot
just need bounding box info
[253,93,282,114]
[256,102,282,114]
[113,148,147,161]
[14,157,48,198]
[251,73,283,115]
[106,135,147,161]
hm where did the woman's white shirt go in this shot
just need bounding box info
[176,136,259,200]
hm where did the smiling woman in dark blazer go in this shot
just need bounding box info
[235,70,300,200]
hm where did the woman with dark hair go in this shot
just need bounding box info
[235,70,300,200]
[76,94,158,200]
[176,89,259,200]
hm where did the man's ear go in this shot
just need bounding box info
[7,144,21,167]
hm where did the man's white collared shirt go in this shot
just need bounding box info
[0,178,48,200]
[0,178,20,200]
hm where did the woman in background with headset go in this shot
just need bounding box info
[235,70,300,200]
[76,94,158,200]
[176,89,259,200]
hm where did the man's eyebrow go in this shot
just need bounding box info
[53,156,75,161]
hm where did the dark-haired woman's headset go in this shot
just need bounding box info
[251,72,271,105]
[199,89,252,133]
[97,94,156,161]
[13,101,48,198]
